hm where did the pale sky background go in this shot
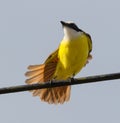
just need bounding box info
[0,0,120,123]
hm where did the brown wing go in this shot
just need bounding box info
[25,49,71,104]
[25,49,58,83]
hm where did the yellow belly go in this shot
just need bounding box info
[54,34,89,80]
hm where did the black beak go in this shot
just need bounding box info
[60,21,68,26]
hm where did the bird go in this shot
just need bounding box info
[25,21,92,104]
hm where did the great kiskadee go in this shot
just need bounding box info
[25,21,92,104]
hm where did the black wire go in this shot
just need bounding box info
[0,72,120,95]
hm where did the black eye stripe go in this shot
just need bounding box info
[69,23,83,32]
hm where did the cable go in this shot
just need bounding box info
[0,72,120,95]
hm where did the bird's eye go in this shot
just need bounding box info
[69,23,80,31]
[70,23,76,27]
[70,23,78,29]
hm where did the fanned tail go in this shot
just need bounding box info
[25,62,71,104]
[39,86,71,104]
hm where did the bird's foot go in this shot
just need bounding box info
[68,77,75,83]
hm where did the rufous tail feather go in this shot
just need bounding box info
[25,63,71,104]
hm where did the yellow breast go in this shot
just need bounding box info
[54,33,89,80]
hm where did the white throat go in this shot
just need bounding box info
[63,27,83,41]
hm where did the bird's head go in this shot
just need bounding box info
[60,21,83,40]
